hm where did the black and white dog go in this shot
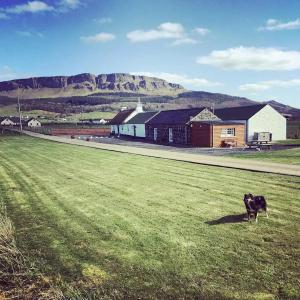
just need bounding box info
[243,194,268,222]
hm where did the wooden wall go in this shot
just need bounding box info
[212,124,245,147]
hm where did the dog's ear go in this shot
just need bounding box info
[244,194,247,198]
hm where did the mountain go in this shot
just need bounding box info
[0,73,185,98]
[0,73,299,119]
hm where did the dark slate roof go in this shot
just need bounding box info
[0,116,20,123]
[0,117,8,122]
[214,104,267,121]
[126,111,158,124]
[9,117,21,124]
[109,109,135,125]
[146,107,207,125]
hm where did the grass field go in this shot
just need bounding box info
[276,139,300,145]
[227,147,300,165]
[0,135,299,299]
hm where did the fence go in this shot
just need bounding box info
[26,126,110,136]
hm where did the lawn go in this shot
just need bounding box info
[0,135,299,299]
[276,139,300,146]
[227,147,300,165]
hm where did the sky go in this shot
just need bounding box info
[0,0,300,108]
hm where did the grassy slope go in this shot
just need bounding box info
[227,147,300,165]
[64,111,115,122]
[0,135,299,299]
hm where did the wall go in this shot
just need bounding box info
[28,120,41,127]
[212,124,245,147]
[146,124,189,145]
[119,123,146,138]
[51,128,110,136]
[111,125,119,134]
[247,105,286,141]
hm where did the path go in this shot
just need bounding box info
[21,130,300,177]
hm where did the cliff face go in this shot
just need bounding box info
[0,73,185,98]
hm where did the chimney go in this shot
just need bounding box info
[136,97,143,113]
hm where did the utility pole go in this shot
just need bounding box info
[17,87,23,131]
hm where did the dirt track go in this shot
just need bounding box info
[22,130,300,177]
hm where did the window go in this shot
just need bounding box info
[221,128,235,137]
[154,128,158,141]
[169,128,173,142]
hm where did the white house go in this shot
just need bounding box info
[215,104,286,141]
[24,118,41,127]
[110,98,144,135]
[121,111,158,138]
[0,117,15,126]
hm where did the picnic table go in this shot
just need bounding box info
[243,140,272,151]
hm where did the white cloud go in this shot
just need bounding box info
[0,12,9,19]
[258,18,300,31]
[60,0,81,9]
[57,0,82,12]
[94,17,112,24]
[196,46,300,71]
[0,66,18,81]
[127,22,185,42]
[130,72,222,88]
[5,1,54,14]
[3,0,82,16]
[171,38,197,46]
[194,27,210,36]
[80,32,115,43]
[240,79,300,92]
[16,30,44,38]
[16,31,33,37]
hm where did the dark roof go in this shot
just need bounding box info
[214,104,267,121]
[22,118,37,125]
[109,109,135,125]
[0,117,8,122]
[0,116,20,123]
[147,107,207,125]
[126,111,158,124]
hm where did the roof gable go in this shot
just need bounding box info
[214,104,267,121]
[191,108,220,122]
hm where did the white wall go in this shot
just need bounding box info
[27,119,41,127]
[111,125,119,134]
[247,105,286,141]
[119,124,146,137]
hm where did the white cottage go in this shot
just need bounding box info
[122,111,158,138]
[24,118,41,127]
[215,104,286,141]
[110,99,144,135]
[0,117,15,126]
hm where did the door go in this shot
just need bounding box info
[154,128,158,141]
[169,128,173,142]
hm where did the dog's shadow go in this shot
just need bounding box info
[205,213,247,225]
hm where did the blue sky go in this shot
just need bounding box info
[0,0,300,108]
